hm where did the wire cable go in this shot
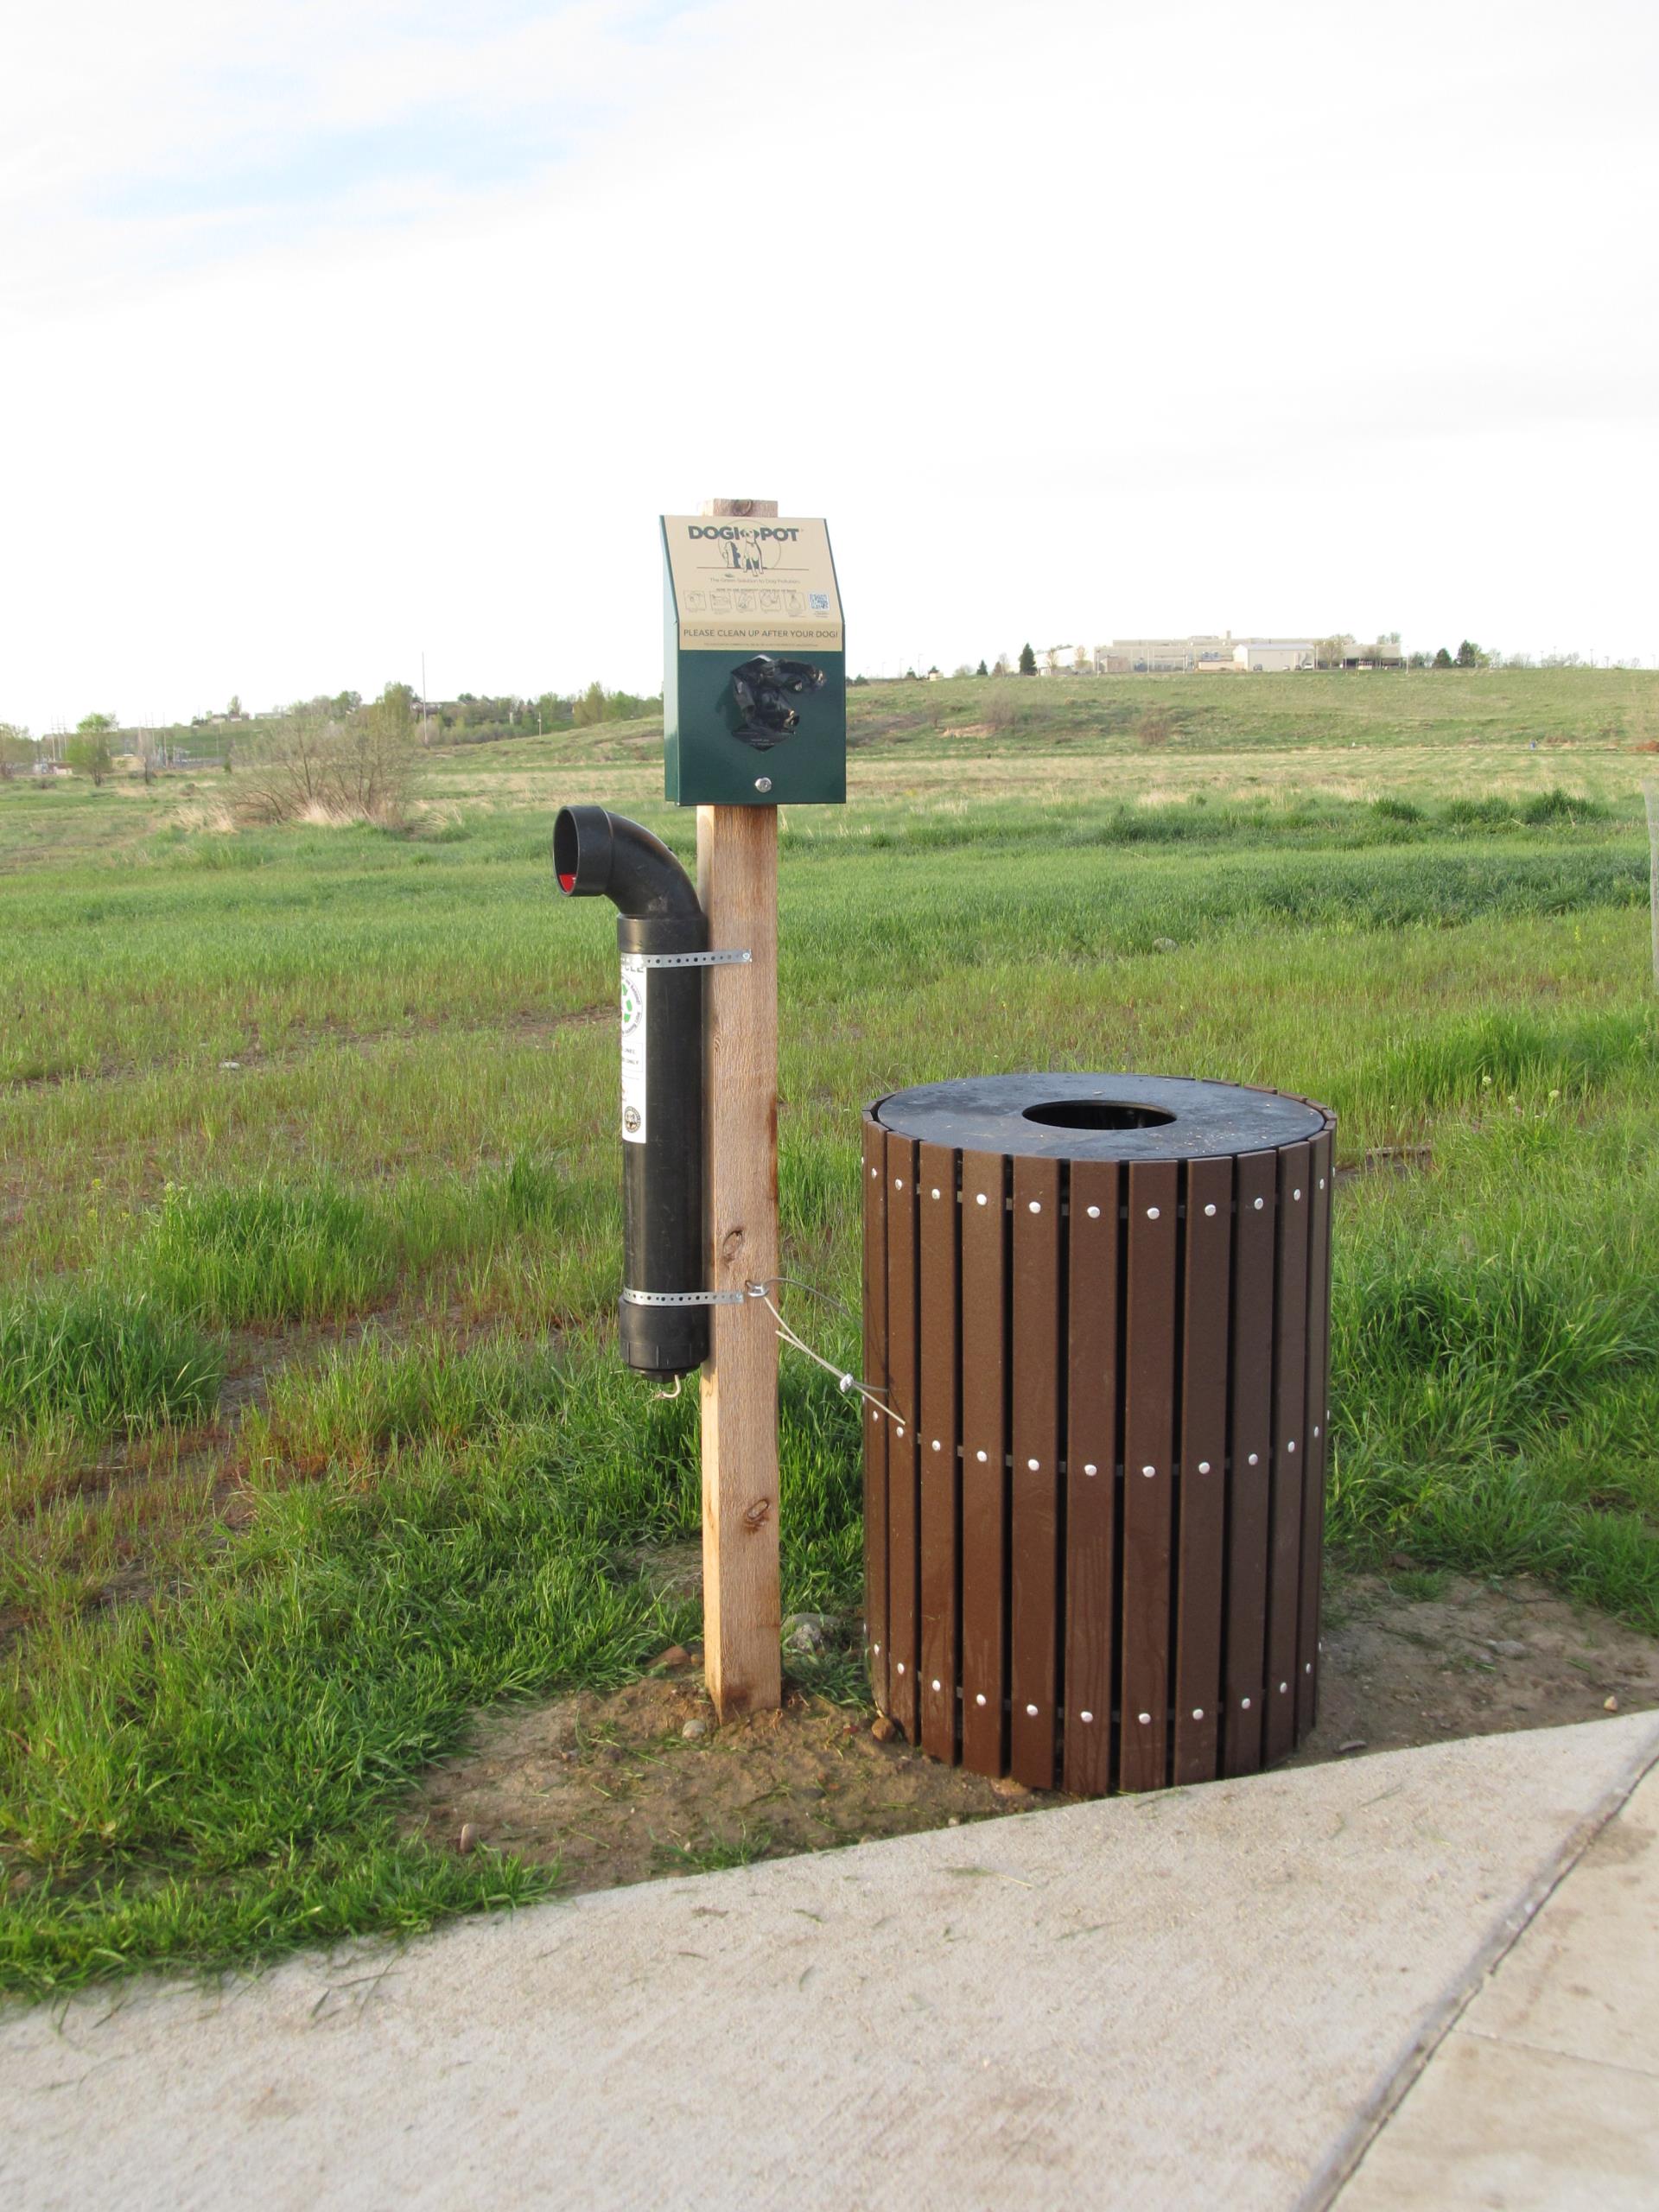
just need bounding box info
[743,1278,901,1423]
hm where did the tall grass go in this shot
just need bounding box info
[143,1180,392,1324]
[0,1289,220,1437]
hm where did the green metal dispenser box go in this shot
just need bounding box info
[661,515,846,805]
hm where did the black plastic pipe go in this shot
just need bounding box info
[552,805,709,1375]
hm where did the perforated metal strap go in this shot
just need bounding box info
[620,1287,747,1307]
[620,950,751,970]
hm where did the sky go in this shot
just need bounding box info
[3,0,1656,730]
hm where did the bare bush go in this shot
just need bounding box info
[234,687,422,826]
[1137,704,1177,748]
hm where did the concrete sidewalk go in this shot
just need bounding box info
[4,1714,1656,2212]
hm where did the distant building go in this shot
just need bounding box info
[1086,631,1404,673]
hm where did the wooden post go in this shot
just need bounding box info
[698,497,782,1718]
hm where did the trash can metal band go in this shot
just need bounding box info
[861,1075,1337,1796]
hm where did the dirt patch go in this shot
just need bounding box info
[1287,1569,1659,1764]
[403,1574,1659,1893]
[400,1656,1033,1889]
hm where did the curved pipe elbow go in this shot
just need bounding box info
[552,805,702,925]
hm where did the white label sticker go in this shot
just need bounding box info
[619,957,647,1144]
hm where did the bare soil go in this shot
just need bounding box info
[401,1573,1659,1897]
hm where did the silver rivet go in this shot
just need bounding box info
[1287,1440,1297,1453]
[976,1448,988,1463]
[1027,1457,1039,1471]
[874,1643,880,1654]
[1319,1176,1326,1190]
[1248,1452,1260,1466]
[1147,1205,1160,1219]
[1027,1702,1039,1717]
[1138,1712,1152,1725]
[1294,1187,1302,1200]
[1204,1202,1217,1217]
[1086,1204,1101,1218]
[1253,1196,1265,1211]
[931,1678,942,1692]
[896,1662,905,1675]
[1081,1709,1094,1724]
[870,1167,878,1178]
[1198,1459,1211,1474]
[1084,1461,1098,1476]
[931,1186,941,1199]
[1242,1696,1252,1709]
[976,1692,987,1707]
[975,1192,988,1206]
[1028,1199,1041,1213]
[1313,1424,1321,1439]
[754,776,772,792]
[1141,1464,1155,1478]
[1192,1707,1204,1720]
[931,1439,941,1452]
[1279,1682,1288,1694]
[896,1425,904,1438]
[1305,1662,1313,1674]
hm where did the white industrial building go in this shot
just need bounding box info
[1083,632,1402,673]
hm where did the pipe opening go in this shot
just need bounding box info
[1020,1100,1177,1131]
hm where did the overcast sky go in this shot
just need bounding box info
[3,1,1656,729]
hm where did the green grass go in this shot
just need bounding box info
[142,1180,393,1325]
[2,664,1656,1992]
[0,1289,221,1438]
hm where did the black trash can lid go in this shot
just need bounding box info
[871,1072,1329,1161]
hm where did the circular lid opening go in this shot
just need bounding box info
[1021,1100,1176,1132]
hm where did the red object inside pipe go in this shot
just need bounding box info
[558,872,575,893]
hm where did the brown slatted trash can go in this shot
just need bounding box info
[861,1073,1336,1796]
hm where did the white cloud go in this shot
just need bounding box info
[3,0,1656,728]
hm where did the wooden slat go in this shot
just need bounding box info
[884,1132,920,1740]
[1264,1141,1312,1764]
[861,1116,889,1715]
[1173,1154,1232,1784]
[1297,1125,1335,1736]
[958,1147,1008,1777]
[1009,1155,1063,1789]
[1120,1158,1179,1793]
[918,1141,961,1763]
[1224,1148,1277,1777]
[1064,1159,1121,1796]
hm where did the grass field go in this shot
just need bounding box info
[3,667,1657,1994]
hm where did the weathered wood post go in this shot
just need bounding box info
[698,495,782,1715]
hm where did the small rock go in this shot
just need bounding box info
[456,1822,479,1854]
[219,1059,241,1071]
[990,1775,1031,1799]
[1488,1639,1529,1659]
[1151,937,1179,954]
[870,1715,899,1743]
[1338,1739,1368,1756]
[682,1717,711,1740]
[1604,1694,1619,1713]
[652,1644,690,1670]
[783,1611,834,1656]
[1389,1551,1414,1570]
[946,1816,961,1828]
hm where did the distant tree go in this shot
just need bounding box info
[0,724,36,778]
[1408,652,1431,669]
[1432,646,1454,670]
[65,733,113,784]
[1018,643,1037,676]
[76,711,117,734]
[226,694,243,719]
[332,690,363,716]
[1455,639,1488,668]
[572,681,608,727]
[976,658,988,677]
[233,686,421,826]
[904,668,917,681]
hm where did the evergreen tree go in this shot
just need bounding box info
[1018,642,1037,676]
[1432,646,1454,669]
[976,658,988,677]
